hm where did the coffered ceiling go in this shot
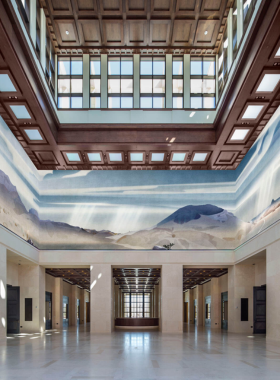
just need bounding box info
[113,268,161,292]
[46,268,90,289]
[41,0,232,54]
[183,267,228,290]
[0,0,280,171]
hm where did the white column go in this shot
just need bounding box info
[101,54,108,108]
[227,9,233,71]
[210,278,221,329]
[0,245,7,341]
[83,54,90,108]
[237,0,243,46]
[133,54,140,108]
[183,54,190,108]
[216,54,219,101]
[165,54,172,108]
[71,285,78,326]
[161,264,183,333]
[188,288,194,324]
[54,277,63,329]
[197,285,203,326]
[90,264,112,333]
[40,9,46,70]
[29,0,37,46]
[55,55,58,103]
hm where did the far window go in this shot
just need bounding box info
[108,56,133,108]
[90,56,101,108]
[123,292,151,318]
[172,56,183,109]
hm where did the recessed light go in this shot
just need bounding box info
[193,153,207,162]
[166,137,169,141]
[130,153,143,162]
[24,129,43,141]
[207,115,209,119]
[66,152,81,162]
[151,153,164,162]
[170,137,176,143]
[65,30,69,35]
[87,153,101,162]
[275,47,280,57]
[10,105,31,119]
[0,74,16,92]
[242,105,263,119]
[231,129,250,141]
[189,112,195,117]
[172,153,186,162]
[256,74,280,92]
[204,30,208,35]
[109,153,122,162]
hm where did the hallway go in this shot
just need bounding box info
[1,325,280,380]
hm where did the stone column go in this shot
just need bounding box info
[114,285,119,319]
[210,278,221,329]
[188,288,194,324]
[71,285,78,326]
[90,264,112,333]
[0,245,7,341]
[197,285,203,326]
[161,264,183,333]
[53,277,63,329]
[80,289,87,325]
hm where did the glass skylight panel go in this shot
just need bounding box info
[24,129,43,140]
[256,74,280,92]
[231,129,250,140]
[10,105,31,119]
[276,47,280,57]
[87,153,101,161]
[172,153,186,162]
[66,153,80,162]
[242,105,263,119]
[0,74,16,92]
[109,153,122,161]
[130,153,143,162]
[151,153,164,161]
[193,153,207,162]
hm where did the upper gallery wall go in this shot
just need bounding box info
[0,106,280,250]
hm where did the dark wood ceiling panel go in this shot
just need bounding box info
[202,0,222,12]
[126,0,147,15]
[56,20,79,44]
[151,0,174,13]
[103,20,124,45]
[48,0,73,16]
[113,268,161,292]
[183,267,228,290]
[150,20,171,45]
[46,268,90,290]
[127,20,148,45]
[100,0,122,14]
[172,20,196,45]
[195,20,219,44]
[176,0,196,13]
[79,20,101,45]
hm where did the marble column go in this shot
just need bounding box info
[0,245,7,341]
[114,285,119,319]
[90,264,113,333]
[197,285,204,326]
[53,277,63,329]
[71,285,78,326]
[161,264,183,333]
[188,288,194,324]
[267,241,280,340]
[211,278,221,329]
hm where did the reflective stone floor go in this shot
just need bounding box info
[1,324,280,379]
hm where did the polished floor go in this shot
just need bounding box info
[1,324,280,380]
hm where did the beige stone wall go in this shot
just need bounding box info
[0,246,7,341]
[7,261,19,286]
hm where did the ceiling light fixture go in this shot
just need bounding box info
[189,112,195,117]
[66,30,69,35]
[204,30,208,35]
[170,137,176,143]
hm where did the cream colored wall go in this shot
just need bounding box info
[0,246,7,341]
[255,259,266,286]
[267,241,280,340]
[219,273,228,293]
[7,261,19,286]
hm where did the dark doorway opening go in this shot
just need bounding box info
[45,291,52,330]
[86,301,90,322]
[63,296,69,327]
[184,302,188,323]
[253,285,266,334]
[221,291,228,330]
[7,285,20,334]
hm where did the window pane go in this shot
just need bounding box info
[108,97,120,108]
[58,59,70,75]
[140,79,152,93]
[140,59,152,75]
[90,97,100,108]
[173,97,183,109]
[153,59,165,75]
[121,59,133,75]
[191,97,202,108]
[191,60,202,75]
[58,79,70,93]
[203,97,215,108]
[71,59,83,75]
[108,79,120,93]
[173,79,183,93]
[191,79,203,93]
[90,60,101,75]
[140,97,152,108]
[153,97,165,108]
[203,79,215,94]
[173,60,183,75]
[153,79,165,93]
[90,79,100,93]
[121,97,133,108]
[121,79,133,93]
[108,59,120,75]
[71,79,83,93]
[203,60,215,76]
[58,97,70,108]
[71,97,83,108]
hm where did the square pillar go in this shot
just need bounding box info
[183,54,190,108]
[210,278,221,329]
[90,264,113,333]
[161,264,183,333]
[0,245,7,341]
[267,243,280,340]
[83,54,90,108]
[53,277,63,329]
[197,285,203,326]
[71,285,78,326]
[101,55,108,108]
[188,288,194,324]
[165,54,172,108]
[133,54,140,108]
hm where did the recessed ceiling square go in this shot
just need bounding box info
[256,74,280,92]
[10,105,31,119]
[242,105,263,119]
[0,74,16,92]
[109,153,122,162]
[172,153,186,162]
[231,129,250,141]
[193,153,207,162]
[24,129,43,141]
[88,153,101,162]
[130,153,144,162]
[66,152,81,162]
[151,153,164,161]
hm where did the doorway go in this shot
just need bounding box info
[63,296,69,327]
[45,292,52,330]
[205,296,211,327]
[7,285,20,334]
[253,285,266,334]
[221,291,228,330]
[86,302,90,322]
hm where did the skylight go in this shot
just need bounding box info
[151,153,164,161]
[130,153,144,162]
[193,153,207,162]
[66,153,80,162]
[256,74,280,92]
[24,129,43,141]
[10,105,31,119]
[0,74,16,92]
[276,47,280,57]
[87,153,101,162]
[172,153,186,162]
[242,105,263,119]
[231,129,250,141]
[109,153,122,162]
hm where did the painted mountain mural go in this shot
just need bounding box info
[1,168,280,250]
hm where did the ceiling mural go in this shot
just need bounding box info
[0,107,280,250]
